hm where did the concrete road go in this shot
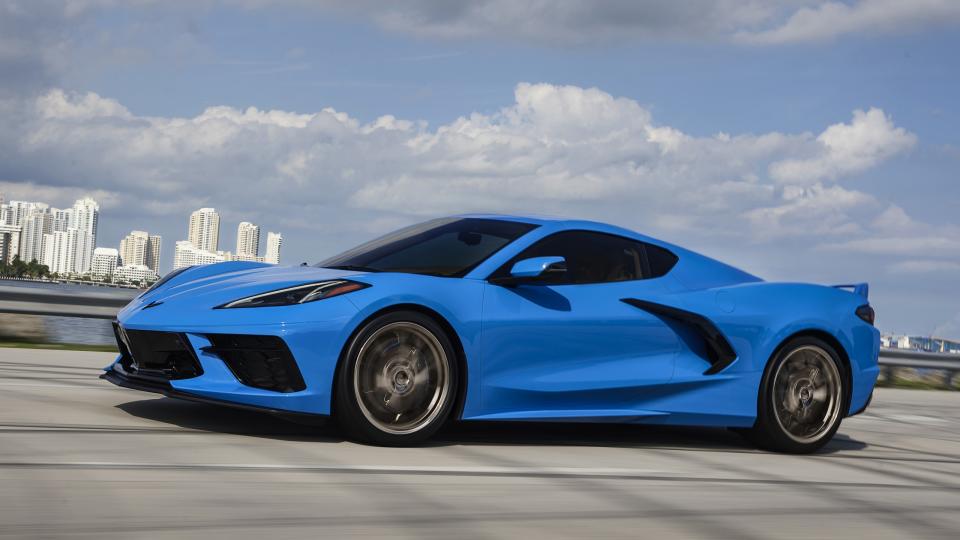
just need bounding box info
[1,349,958,539]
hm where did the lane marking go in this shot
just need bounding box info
[0,461,957,490]
[0,382,113,389]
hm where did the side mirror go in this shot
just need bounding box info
[491,256,567,286]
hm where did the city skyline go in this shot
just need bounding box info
[1,193,284,279]
[174,207,282,269]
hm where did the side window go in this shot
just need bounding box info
[645,243,679,278]
[494,230,675,284]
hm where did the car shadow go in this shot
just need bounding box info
[115,397,868,454]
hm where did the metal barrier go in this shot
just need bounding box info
[879,348,960,388]
[0,283,137,319]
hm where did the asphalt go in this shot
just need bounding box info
[1,348,958,539]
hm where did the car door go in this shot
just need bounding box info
[475,230,681,420]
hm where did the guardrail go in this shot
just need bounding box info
[879,348,960,387]
[0,283,137,319]
[0,282,958,385]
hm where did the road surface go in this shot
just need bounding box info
[1,348,958,538]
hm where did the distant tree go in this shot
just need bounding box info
[10,256,27,278]
[25,259,49,279]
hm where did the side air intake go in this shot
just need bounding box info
[621,298,737,375]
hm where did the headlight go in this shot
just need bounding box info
[216,280,369,309]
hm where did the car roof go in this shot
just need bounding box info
[453,213,663,244]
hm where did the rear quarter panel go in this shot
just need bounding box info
[676,281,880,415]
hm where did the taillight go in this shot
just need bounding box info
[856,304,875,325]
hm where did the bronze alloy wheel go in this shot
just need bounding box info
[352,321,452,435]
[742,336,847,453]
[336,311,458,445]
[771,345,843,444]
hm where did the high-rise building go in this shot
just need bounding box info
[146,235,162,274]
[0,224,20,264]
[47,229,76,274]
[41,233,54,268]
[4,201,48,228]
[70,197,99,237]
[67,197,98,274]
[18,210,52,264]
[188,208,220,253]
[265,232,282,264]
[174,240,226,269]
[51,208,70,232]
[119,231,148,267]
[236,222,260,258]
[91,247,120,277]
[118,230,161,274]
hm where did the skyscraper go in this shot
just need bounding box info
[188,208,220,253]
[146,235,162,274]
[47,229,79,274]
[67,197,98,274]
[236,222,260,258]
[265,232,282,264]
[18,210,52,264]
[119,230,162,274]
[119,231,148,267]
[5,201,48,228]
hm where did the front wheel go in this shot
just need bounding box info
[334,311,458,446]
[745,336,847,453]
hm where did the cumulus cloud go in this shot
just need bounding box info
[1,83,923,249]
[769,108,916,184]
[2,80,955,336]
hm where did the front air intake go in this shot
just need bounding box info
[112,323,203,381]
[202,334,306,393]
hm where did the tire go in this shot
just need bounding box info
[745,336,847,454]
[334,310,458,446]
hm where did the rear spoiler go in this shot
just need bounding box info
[833,283,869,299]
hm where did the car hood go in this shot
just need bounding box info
[127,263,366,313]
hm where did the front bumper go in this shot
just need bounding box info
[100,362,323,420]
[105,311,357,415]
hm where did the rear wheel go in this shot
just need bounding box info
[335,311,457,446]
[745,336,846,453]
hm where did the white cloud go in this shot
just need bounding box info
[769,108,916,184]
[737,0,960,44]
[1,83,924,251]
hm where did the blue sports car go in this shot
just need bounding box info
[103,215,879,453]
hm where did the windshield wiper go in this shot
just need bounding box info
[323,264,383,273]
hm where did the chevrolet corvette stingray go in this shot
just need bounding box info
[102,215,879,453]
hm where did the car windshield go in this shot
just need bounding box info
[317,218,538,277]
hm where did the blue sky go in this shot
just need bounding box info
[1,1,958,338]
